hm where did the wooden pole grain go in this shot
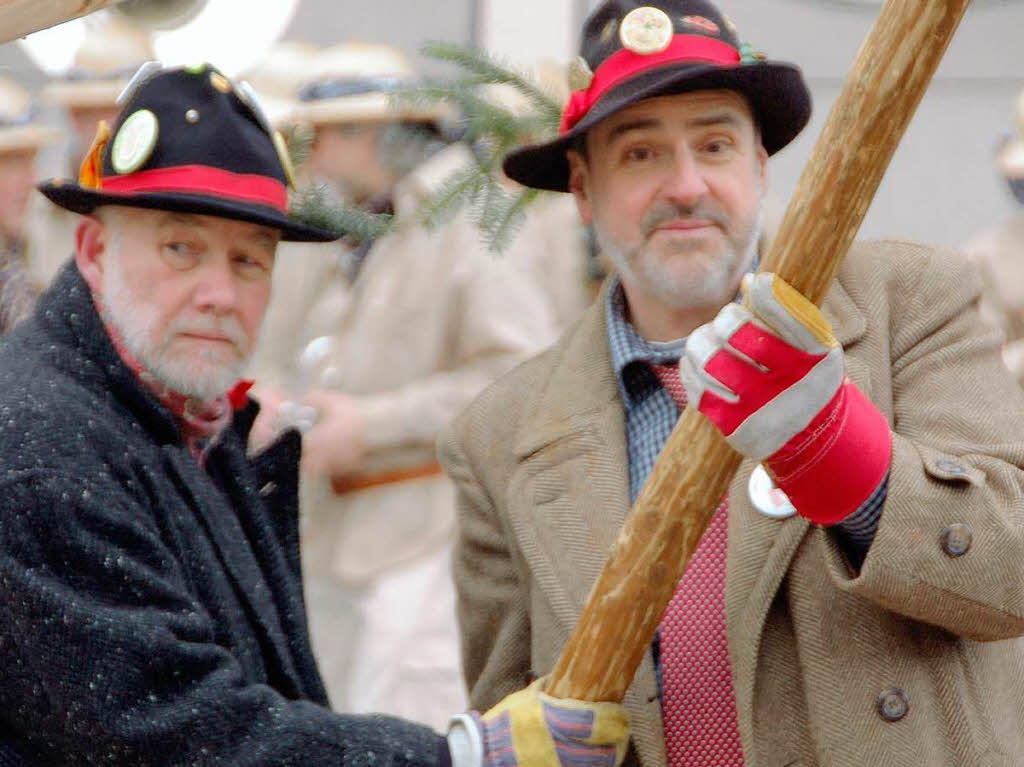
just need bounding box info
[0,0,123,43]
[547,0,972,702]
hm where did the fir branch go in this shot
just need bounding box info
[417,163,491,230]
[479,186,541,254]
[290,184,394,241]
[281,122,315,170]
[420,41,562,127]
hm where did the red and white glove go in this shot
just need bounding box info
[679,272,892,524]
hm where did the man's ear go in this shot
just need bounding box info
[567,149,594,226]
[74,214,108,294]
[756,144,769,199]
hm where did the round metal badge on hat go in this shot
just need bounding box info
[110,109,159,175]
[619,6,674,55]
[747,464,798,519]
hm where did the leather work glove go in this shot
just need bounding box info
[446,679,630,767]
[680,272,892,524]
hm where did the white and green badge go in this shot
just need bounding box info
[110,109,159,175]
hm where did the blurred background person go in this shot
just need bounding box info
[243,39,368,707]
[0,76,57,335]
[248,41,558,730]
[478,63,598,323]
[963,87,1024,385]
[23,14,154,290]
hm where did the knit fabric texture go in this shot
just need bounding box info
[649,363,745,767]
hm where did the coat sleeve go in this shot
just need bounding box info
[438,423,533,712]
[826,244,1024,641]
[0,470,446,767]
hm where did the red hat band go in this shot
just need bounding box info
[100,165,289,214]
[559,34,741,134]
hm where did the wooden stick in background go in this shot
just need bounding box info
[0,0,124,43]
[547,0,973,702]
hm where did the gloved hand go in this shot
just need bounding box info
[447,679,630,767]
[680,272,891,524]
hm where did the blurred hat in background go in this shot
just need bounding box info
[241,41,322,128]
[290,42,449,126]
[0,77,60,153]
[42,16,155,109]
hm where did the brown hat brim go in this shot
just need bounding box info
[503,59,811,192]
[36,179,340,243]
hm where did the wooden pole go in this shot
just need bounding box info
[0,0,125,43]
[547,0,972,702]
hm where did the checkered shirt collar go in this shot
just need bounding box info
[605,276,687,409]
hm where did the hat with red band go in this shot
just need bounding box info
[38,63,338,243]
[503,0,812,192]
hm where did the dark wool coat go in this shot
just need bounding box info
[0,263,446,766]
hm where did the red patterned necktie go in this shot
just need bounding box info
[649,363,745,767]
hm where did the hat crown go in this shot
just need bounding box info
[305,43,415,90]
[580,0,740,70]
[103,66,285,186]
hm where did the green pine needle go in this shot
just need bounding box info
[417,163,492,230]
[479,187,541,254]
[290,184,394,241]
[281,122,315,170]
[420,41,562,126]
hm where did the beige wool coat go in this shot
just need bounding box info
[439,240,1024,767]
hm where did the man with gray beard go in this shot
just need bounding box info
[0,63,631,767]
[440,1,1024,765]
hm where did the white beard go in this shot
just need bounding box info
[100,247,250,403]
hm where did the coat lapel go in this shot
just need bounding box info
[725,274,869,749]
[161,444,305,696]
[507,297,666,767]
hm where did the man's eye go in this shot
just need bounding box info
[233,254,271,278]
[162,242,199,267]
[625,147,654,163]
[703,139,733,155]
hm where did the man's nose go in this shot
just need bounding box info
[193,256,239,313]
[659,149,709,207]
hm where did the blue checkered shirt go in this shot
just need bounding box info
[604,277,886,556]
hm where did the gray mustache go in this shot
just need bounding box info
[642,201,729,236]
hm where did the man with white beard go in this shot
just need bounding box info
[440,1,1024,765]
[0,63,630,767]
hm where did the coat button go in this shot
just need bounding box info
[877,688,910,722]
[941,524,973,557]
[935,459,967,476]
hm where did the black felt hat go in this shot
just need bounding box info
[503,0,812,192]
[38,63,338,243]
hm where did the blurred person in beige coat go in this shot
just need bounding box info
[962,88,1024,385]
[248,43,559,730]
[24,15,154,289]
[440,0,1024,764]
[0,76,58,334]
